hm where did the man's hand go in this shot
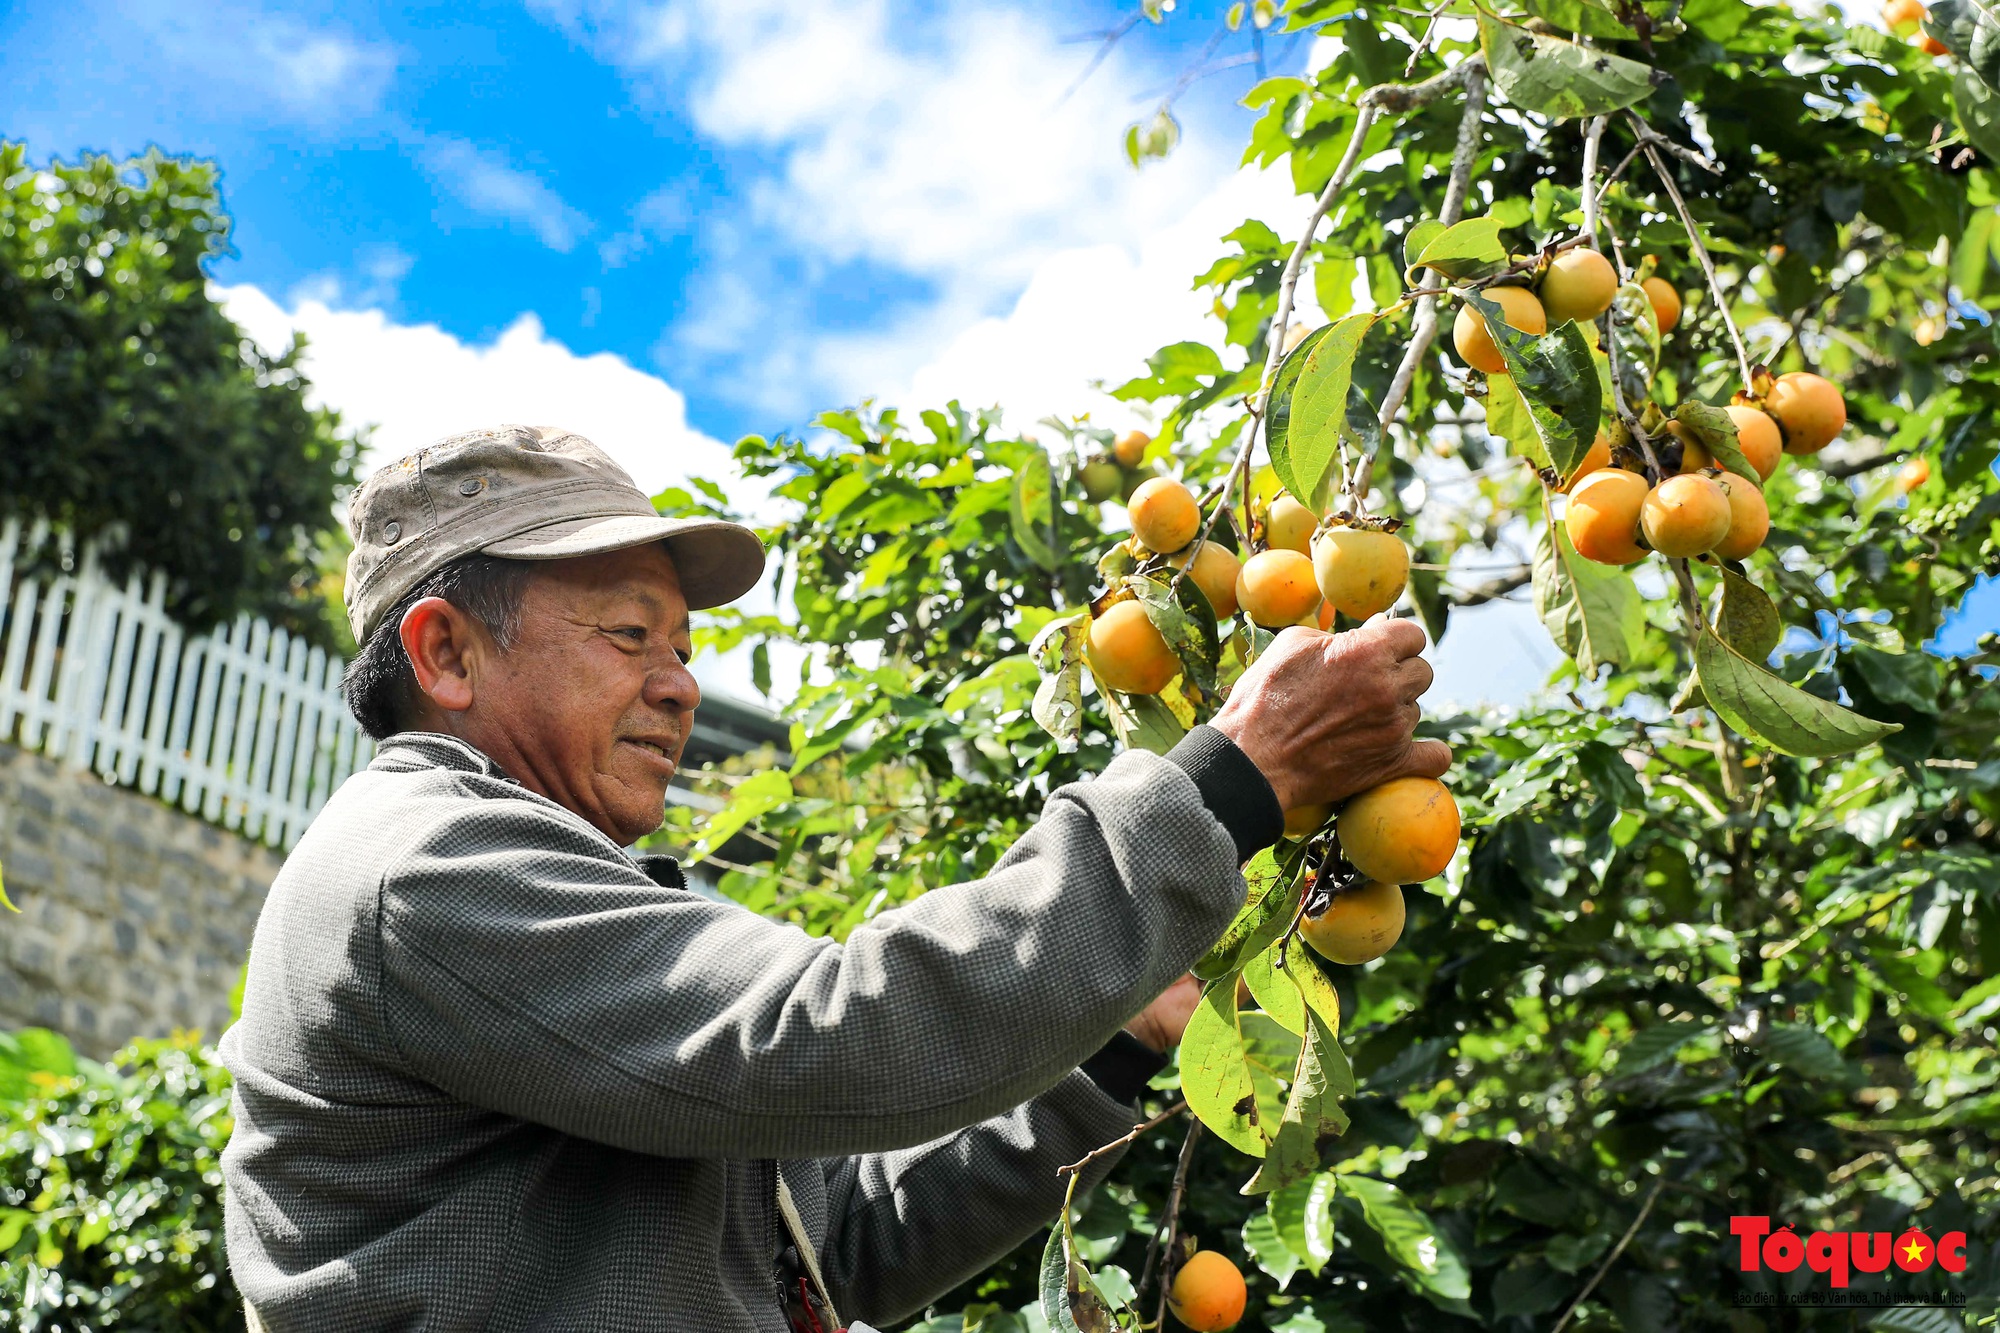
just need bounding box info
[1210,618,1450,813]
[1124,973,1203,1053]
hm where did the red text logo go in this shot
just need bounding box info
[1731,1216,1968,1289]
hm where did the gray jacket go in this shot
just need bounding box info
[219,728,1278,1331]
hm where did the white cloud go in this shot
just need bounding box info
[532,0,1241,407]
[217,283,788,701]
[122,1,397,123]
[415,135,592,253]
[217,285,730,497]
[886,163,1307,433]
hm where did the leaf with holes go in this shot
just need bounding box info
[1040,1228,1116,1333]
[1246,1010,1353,1194]
[1266,311,1375,510]
[1127,573,1220,706]
[1695,628,1901,757]
[1180,978,1268,1157]
[1714,567,1781,662]
[1466,291,1601,477]
[1608,282,1660,403]
[1029,613,1089,750]
[1534,518,1643,676]
[1480,13,1663,118]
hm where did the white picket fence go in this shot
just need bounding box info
[0,517,373,848]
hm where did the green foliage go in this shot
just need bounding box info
[665,0,2000,1327]
[0,144,362,645]
[0,1031,240,1331]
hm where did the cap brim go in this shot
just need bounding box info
[482,514,766,611]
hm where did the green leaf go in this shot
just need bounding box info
[1010,449,1060,570]
[1101,689,1186,755]
[1039,1228,1116,1333]
[1245,940,1344,1038]
[1523,0,1685,39]
[1479,13,1662,118]
[1340,1176,1473,1306]
[1694,628,1901,758]
[1928,0,2000,92]
[1242,1208,1303,1288]
[0,860,13,914]
[1405,217,1509,285]
[1672,401,1760,488]
[1618,1020,1710,1073]
[1533,518,1643,676]
[1029,614,1089,750]
[1608,282,1661,403]
[1401,219,1447,275]
[1953,69,2000,163]
[1243,943,1306,1033]
[0,1208,30,1254]
[1764,1022,1846,1081]
[1713,566,1781,662]
[1270,1174,1339,1277]
[1482,374,1548,471]
[1266,311,1376,510]
[1845,644,1942,715]
[1181,978,1269,1157]
[1195,851,1304,980]
[689,769,795,863]
[1247,1011,1354,1194]
[1465,291,1600,477]
[1128,573,1220,707]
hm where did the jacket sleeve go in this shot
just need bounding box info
[815,1071,1142,1326]
[375,727,1280,1161]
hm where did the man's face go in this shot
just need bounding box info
[461,543,700,844]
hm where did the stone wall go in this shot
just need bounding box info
[0,742,283,1057]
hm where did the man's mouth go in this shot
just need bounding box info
[622,739,678,769]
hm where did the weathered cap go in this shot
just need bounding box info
[343,424,766,643]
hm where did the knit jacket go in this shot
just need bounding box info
[219,726,1280,1330]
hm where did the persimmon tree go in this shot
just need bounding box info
[658,0,2000,1327]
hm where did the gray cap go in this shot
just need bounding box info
[343,424,766,643]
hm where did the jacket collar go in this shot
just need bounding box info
[370,731,519,783]
[368,731,687,887]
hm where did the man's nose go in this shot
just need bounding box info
[648,653,701,714]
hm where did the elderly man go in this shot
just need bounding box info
[220,425,1448,1332]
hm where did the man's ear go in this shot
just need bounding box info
[399,597,492,715]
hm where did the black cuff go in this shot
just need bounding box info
[1165,724,1284,863]
[1081,1030,1171,1105]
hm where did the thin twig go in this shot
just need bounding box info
[1145,1120,1206,1327]
[1058,1100,1188,1177]
[1368,60,1489,493]
[1056,11,1144,107]
[1636,123,1753,389]
[1581,116,1607,246]
[1551,1175,1665,1333]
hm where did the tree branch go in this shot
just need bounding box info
[1551,1175,1665,1333]
[1443,568,1533,606]
[1367,59,1489,495]
[1636,122,1753,389]
[1172,55,1486,595]
[1058,1100,1187,1177]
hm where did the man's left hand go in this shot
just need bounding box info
[1124,974,1203,1053]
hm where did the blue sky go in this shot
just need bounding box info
[1,0,1990,682]
[0,0,1289,440]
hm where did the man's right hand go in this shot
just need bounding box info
[1209,619,1450,814]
